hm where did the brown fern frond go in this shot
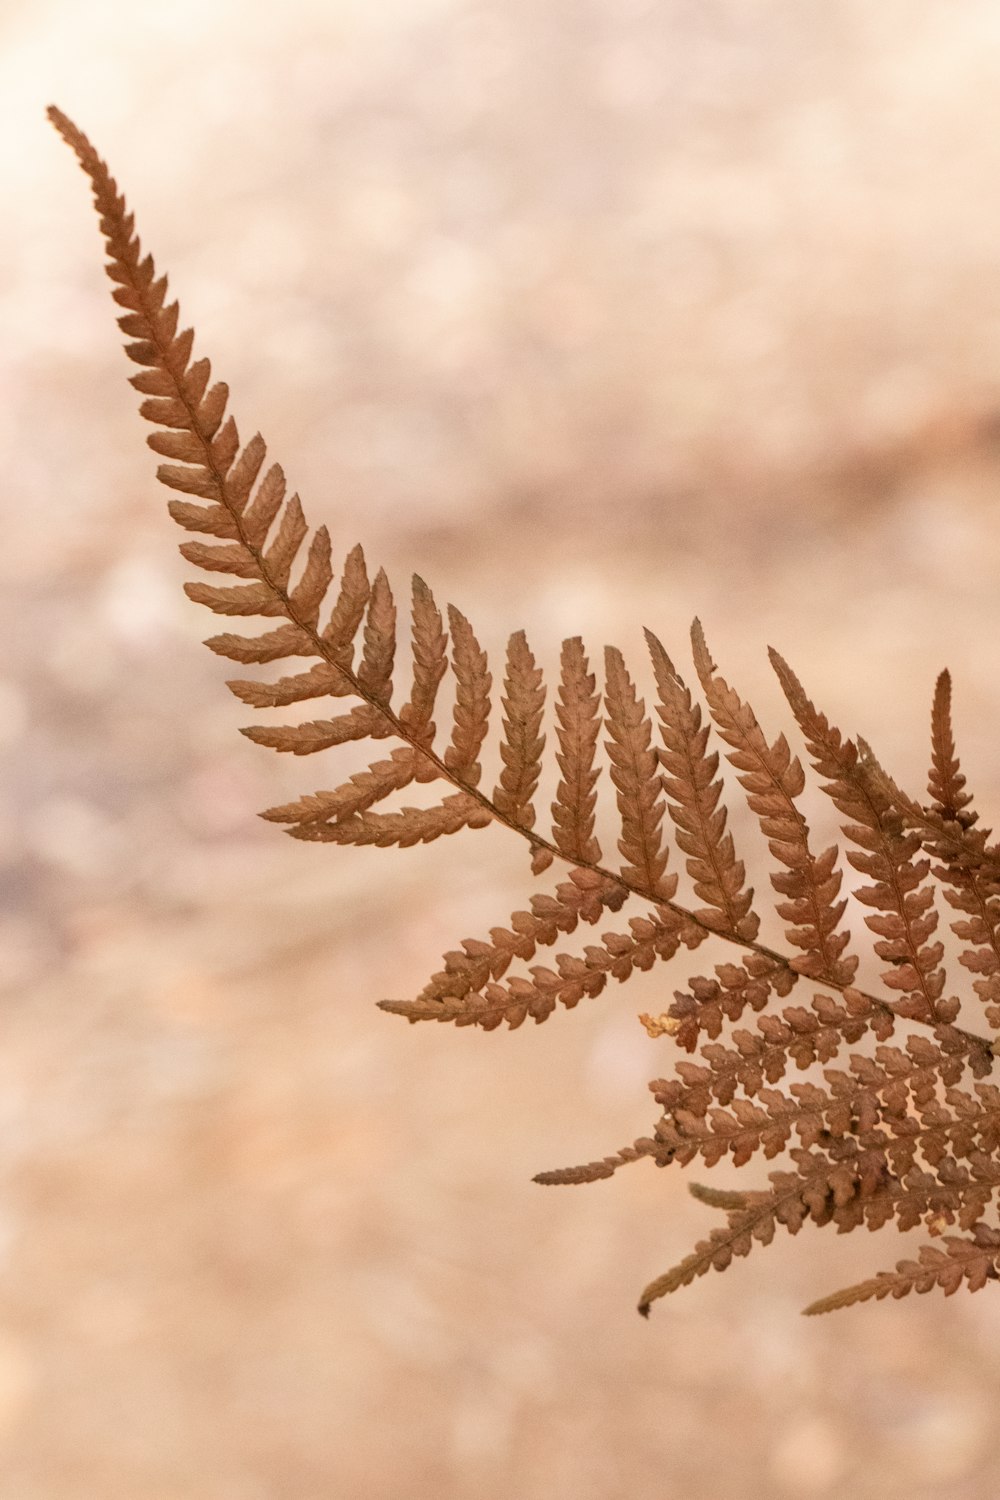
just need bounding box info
[929,669,975,822]
[322,544,371,659]
[658,985,894,1101]
[398,577,448,754]
[693,623,857,985]
[184,580,285,617]
[288,526,334,628]
[226,662,350,710]
[804,1228,1000,1313]
[492,631,546,832]
[551,637,603,865]
[442,606,491,785]
[859,738,1000,1032]
[55,106,1000,1322]
[771,651,950,1026]
[383,868,627,1014]
[647,1031,993,1176]
[688,1182,757,1210]
[534,1140,658,1185]
[644,629,757,939]
[357,568,397,704]
[205,622,315,664]
[860,740,1000,879]
[262,747,421,826]
[243,706,386,757]
[603,647,671,899]
[381,886,704,1030]
[637,1182,798,1314]
[288,792,493,847]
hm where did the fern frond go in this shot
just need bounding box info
[551,637,603,865]
[492,631,545,832]
[603,647,672,899]
[398,576,448,752]
[443,606,491,785]
[534,1140,657,1186]
[637,1182,798,1315]
[693,623,856,985]
[859,734,1000,1032]
[687,1182,757,1210]
[804,1229,1000,1314]
[645,629,757,939]
[54,105,1000,1322]
[771,651,950,1025]
[379,880,705,1030]
[929,669,975,822]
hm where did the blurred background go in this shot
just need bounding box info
[5,0,1000,1494]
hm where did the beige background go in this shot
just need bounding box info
[6,1,1000,1495]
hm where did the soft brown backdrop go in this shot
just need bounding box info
[6,1,1000,1495]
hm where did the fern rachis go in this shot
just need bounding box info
[50,105,1000,1318]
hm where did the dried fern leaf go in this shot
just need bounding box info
[262,747,421,825]
[381,869,656,1028]
[205,623,314,664]
[288,792,492,847]
[166,498,240,538]
[226,662,353,709]
[863,750,1000,883]
[929,670,975,821]
[183,580,285,617]
[241,461,286,547]
[638,1189,788,1315]
[688,1182,756,1210]
[289,527,334,627]
[398,576,448,753]
[492,631,546,832]
[55,106,1000,1320]
[859,740,1000,1037]
[244,705,393,759]
[443,606,491,786]
[534,1140,657,1186]
[551,636,603,864]
[663,984,894,1101]
[177,540,259,577]
[771,650,949,1026]
[357,568,396,704]
[322,544,371,658]
[692,622,856,983]
[919,692,1000,1030]
[604,646,671,898]
[47,110,408,776]
[645,1030,993,1176]
[804,1231,1000,1314]
[262,492,307,589]
[645,628,758,940]
[390,904,702,1030]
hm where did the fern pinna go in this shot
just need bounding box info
[51,106,1000,1318]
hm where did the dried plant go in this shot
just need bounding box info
[50,106,1000,1317]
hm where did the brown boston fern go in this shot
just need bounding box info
[50,106,1000,1317]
